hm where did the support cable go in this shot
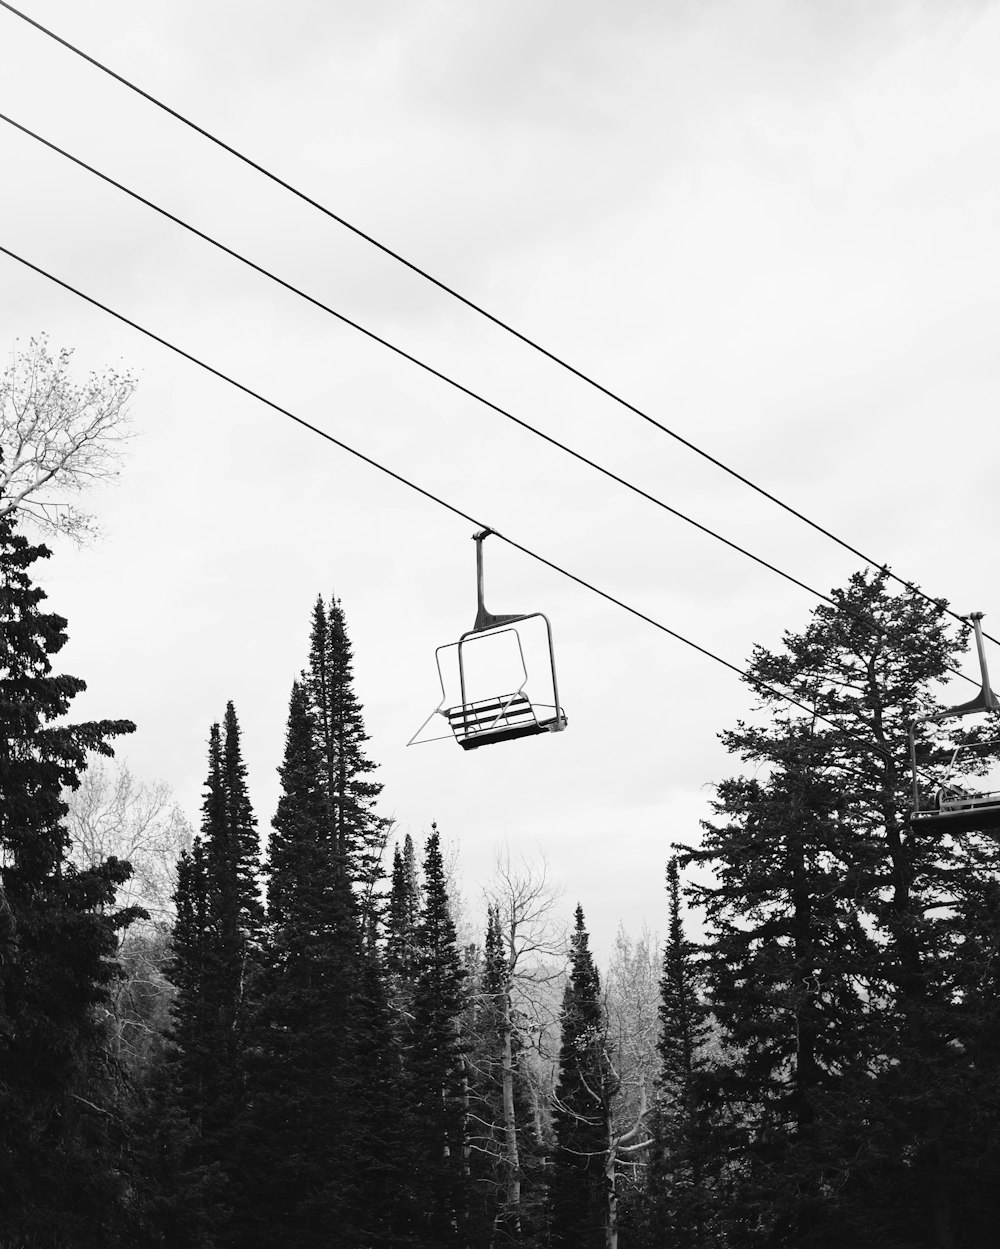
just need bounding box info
[0,110,978,690]
[0,238,918,754]
[0,0,991,648]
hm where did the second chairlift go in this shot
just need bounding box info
[909,612,1000,836]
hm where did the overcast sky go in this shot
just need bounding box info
[2,0,998,957]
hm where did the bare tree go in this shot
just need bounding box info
[547,925,661,1249]
[0,335,137,542]
[65,762,192,1075]
[473,849,565,1243]
[602,925,661,1247]
[66,762,191,923]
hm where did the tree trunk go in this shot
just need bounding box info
[498,990,523,1240]
[605,1138,618,1249]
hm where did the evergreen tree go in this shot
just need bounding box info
[406,825,469,1246]
[550,905,615,1249]
[647,857,714,1248]
[168,835,212,1133]
[166,706,262,1224]
[303,594,387,917]
[681,570,1000,1246]
[386,832,422,981]
[238,681,405,1247]
[218,701,265,959]
[0,508,138,1243]
[239,680,368,1246]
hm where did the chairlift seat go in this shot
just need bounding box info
[909,790,1000,837]
[447,693,564,750]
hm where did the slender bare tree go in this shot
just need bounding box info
[66,762,191,922]
[474,849,565,1243]
[65,762,192,1075]
[547,925,660,1249]
[602,925,661,1247]
[0,335,137,541]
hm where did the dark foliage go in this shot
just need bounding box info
[645,857,716,1248]
[238,681,406,1246]
[402,826,469,1247]
[0,509,137,1244]
[303,594,388,924]
[386,832,422,982]
[677,570,1000,1248]
[550,905,614,1249]
[165,706,262,1236]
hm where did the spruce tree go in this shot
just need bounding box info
[140,834,222,1247]
[550,905,614,1249]
[168,835,211,1133]
[240,681,403,1247]
[167,706,262,1219]
[218,701,264,956]
[386,832,422,981]
[405,825,469,1246]
[303,594,387,918]
[0,508,137,1242]
[681,570,1000,1245]
[647,857,714,1248]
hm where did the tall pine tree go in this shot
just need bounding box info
[386,832,422,981]
[167,705,262,1220]
[303,595,387,921]
[681,570,1000,1246]
[238,680,371,1247]
[405,825,469,1247]
[0,507,137,1243]
[646,857,714,1248]
[550,905,615,1249]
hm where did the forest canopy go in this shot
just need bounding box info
[2,486,998,1248]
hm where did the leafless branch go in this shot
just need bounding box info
[0,334,137,544]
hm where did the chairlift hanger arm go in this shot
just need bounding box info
[918,615,999,725]
[473,528,530,633]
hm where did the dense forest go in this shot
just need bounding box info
[3,498,1000,1249]
[1,340,999,1248]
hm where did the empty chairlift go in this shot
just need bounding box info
[908,612,1000,836]
[409,529,567,751]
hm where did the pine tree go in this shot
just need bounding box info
[168,835,211,1132]
[681,570,1000,1245]
[550,905,615,1249]
[136,832,222,1248]
[386,832,422,981]
[303,595,387,918]
[647,857,714,1248]
[239,681,407,1247]
[0,508,138,1243]
[218,701,264,957]
[166,705,262,1223]
[405,825,469,1246]
[239,680,368,1246]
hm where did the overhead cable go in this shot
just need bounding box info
[0,114,834,603]
[0,0,991,649]
[0,238,913,753]
[0,110,978,691]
